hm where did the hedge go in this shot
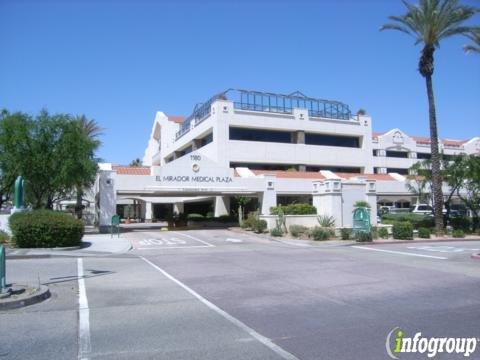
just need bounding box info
[270,204,317,215]
[382,213,434,229]
[9,210,84,248]
[392,221,414,240]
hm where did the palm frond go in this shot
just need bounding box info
[381,0,478,48]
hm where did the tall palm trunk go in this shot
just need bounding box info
[425,74,444,235]
[75,186,83,220]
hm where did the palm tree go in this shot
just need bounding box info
[75,115,103,219]
[464,28,480,53]
[381,0,477,235]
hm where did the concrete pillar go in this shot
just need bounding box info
[298,164,306,172]
[260,175,277,215]
[145,201,153,222]
[296,130,305,144]
[98,170,117,233]
[366,180,378,225]
[214,196,230,217]
[312,179,343,227]
[173,202,184,214]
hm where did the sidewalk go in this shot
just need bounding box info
[6,233,132,258]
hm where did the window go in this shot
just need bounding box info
[305,133,360,148]
[306,166,362,173]
[229,127,292,143]
[230,162,294,170]
[386,150,409,158]
[387,168,409,175]
[417,152,431,159]
[373,149,378,156]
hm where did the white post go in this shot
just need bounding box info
[214,196,230,217]
[145,201,153,222]
[173,202,184,214]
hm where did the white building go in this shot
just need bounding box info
[95,89,479,231]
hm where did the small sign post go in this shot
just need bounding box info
[111,215,120,238]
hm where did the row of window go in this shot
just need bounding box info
[372,149,431,159]
[229,127,360,148]
[230,162,362,173]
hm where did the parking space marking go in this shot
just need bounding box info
[351,246,448,260]
[226,238,243,243]
[139,256,299,360]
[77,258,91,360]
[174,232,215,247]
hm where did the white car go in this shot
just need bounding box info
[410,204,433,215]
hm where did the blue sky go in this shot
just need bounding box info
[1,0,479,165]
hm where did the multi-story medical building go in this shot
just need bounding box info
[94,89,479,231]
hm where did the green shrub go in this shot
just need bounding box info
[9,210,84,248]
[418,227,431,239]
[378,227,389,239]
[289,225,308,238]
[382,213,434,229]
[243,211,258,229]
[270,228,283,237]
[354,201,371,208]
[309,226,334,241]
[270,204,316,215]
[449,217,471,233]
[340,228,352,240]
[317,215,335,228]
[371,226,378,240]
[355,231,373,242]
[392,222,414,240]
[452,229,465,238]
[0,230,10,244]
[253,219,267,234]
[187,213,205,221]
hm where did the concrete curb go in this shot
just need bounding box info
[0,285,50,310]
[471,253,480,260]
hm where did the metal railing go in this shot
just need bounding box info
[175,89,353,140]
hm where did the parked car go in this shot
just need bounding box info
[410,204,433,215]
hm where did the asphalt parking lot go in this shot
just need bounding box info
[1,229,479,359]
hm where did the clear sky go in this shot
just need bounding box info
[1,0,479,165]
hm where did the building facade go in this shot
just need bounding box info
[94,89,479,231]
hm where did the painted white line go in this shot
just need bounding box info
[174,232,216,247]
[77,258,91,360]
[136,245,211,250]
[139,256,299,360]
[351,246,448,260]
[226,238,243,243]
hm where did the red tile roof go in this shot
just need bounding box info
[112,166,151,175]
[167,115,185,124]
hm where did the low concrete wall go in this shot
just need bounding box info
[260,215,319,230]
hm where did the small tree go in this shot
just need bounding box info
[129,158,142,167]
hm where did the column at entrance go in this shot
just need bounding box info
[173,202,184,214]
[214,196,230,217]
[145,201,153,223]
[260,175,277,215]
